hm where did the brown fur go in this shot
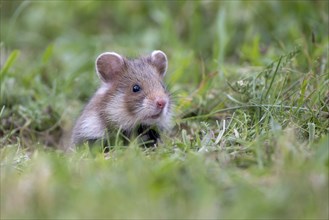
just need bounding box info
[71,51,172,145]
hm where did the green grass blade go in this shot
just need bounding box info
[0,50,20,79]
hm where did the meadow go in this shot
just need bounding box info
[1,1,328,219]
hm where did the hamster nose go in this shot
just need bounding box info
[156,99,167,109]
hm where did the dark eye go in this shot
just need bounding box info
[132,84,141,93]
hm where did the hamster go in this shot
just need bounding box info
[71,50,172,147]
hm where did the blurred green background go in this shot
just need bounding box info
[1,0,327,147]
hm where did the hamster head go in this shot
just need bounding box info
[96,50,172,132]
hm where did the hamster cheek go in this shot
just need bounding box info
[145,98,159,112]
[125,94,144,115]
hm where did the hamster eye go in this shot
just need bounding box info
[132,84,141,93]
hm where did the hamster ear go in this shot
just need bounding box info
[150,50,168,77]
[95,52,125,83]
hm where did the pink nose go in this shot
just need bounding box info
[156,99,167,109]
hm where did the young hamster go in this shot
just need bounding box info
[71,50,172,147]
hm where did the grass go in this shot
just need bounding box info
[1,1,328,219]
